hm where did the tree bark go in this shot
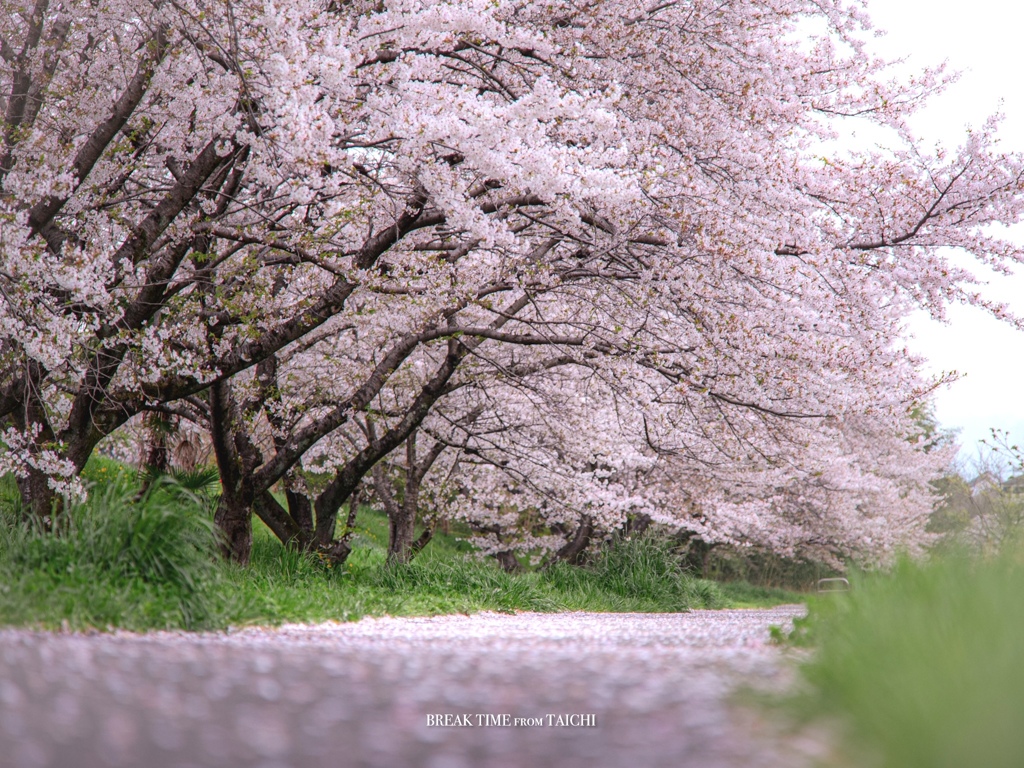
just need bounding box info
[625,513,652,538]
[494,550,522,573]
[137,411,174,497]
[209,379,258,564]
[213,492,253,566]
[10,394,65,530]
[316,484,361,567]
[387,504,417,565]
[384,430,446,565]
[285,481,314,536]
[554,515,594,565]
[411,526,434,558]
[142,411,172,474]
[15,466,58,530]
[253,491,307,550]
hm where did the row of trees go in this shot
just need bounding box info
[2,0,1022,568]
[929,431,1024,555]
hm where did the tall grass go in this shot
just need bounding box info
[1,468,763,632]
[793,553,1024,768]
[371,556,560,614]
[544,534,726,611]
[0,476,234,630]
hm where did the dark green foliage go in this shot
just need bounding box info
[545,534,726,611]
[714,580,804,608]
[0,473,19,517]
[0,477,234,630]
[152,466,222,500]
[680,540,838,590]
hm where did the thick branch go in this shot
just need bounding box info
[28,26,170,251]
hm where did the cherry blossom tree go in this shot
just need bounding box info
[3,0,1023,565]
[365,347,948,570]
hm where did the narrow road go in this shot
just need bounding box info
[0,607,815,768]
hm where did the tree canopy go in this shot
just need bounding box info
[2,0,1021,566]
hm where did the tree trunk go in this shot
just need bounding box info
[142,411,172,474]
[625,513,652,538]
[494,550,522,573]
[214,492,253,565]
[285,482,314,536]
[554,515,594,565]
[385,429,445,565]
[16,466,58,531]
[411,526,434,558]
[209,379,258,564]
[386,439,420,565]
[254,491,308,550]
[318,485,361,567]
[387,503,417,565]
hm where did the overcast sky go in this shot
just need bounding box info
[859,0,1024,459]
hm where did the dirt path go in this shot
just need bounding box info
[0,607,816,768]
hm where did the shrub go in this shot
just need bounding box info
[0,478,232,630]
[546,534,725,611]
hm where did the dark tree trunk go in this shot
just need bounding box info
[214,493,253,565]
[209,379,259,564]
[285,482,314,535]
[16,466,59,530]
[383,429,445,565]
[388,503,417,565]
[9,396,86,531]
[679,536,716,578]
[254,491,308,550]
[625,513,652,538]
[555,515,594,565]
[411,526,434,557]
[386,436,419,565]
[466,520,521,572]
[142,411,172,475]
[494,550,522,573]
[137,411,175,498]
[316,484,361,567]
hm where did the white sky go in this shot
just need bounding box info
[861,0,1024,457]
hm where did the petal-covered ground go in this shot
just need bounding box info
[0,607,820,768]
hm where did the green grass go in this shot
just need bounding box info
[0,473,235,630]
[711,580,804,608]
[0,472,749,631]
[544,534,727,611]
[789,553,1024,768]
[233,521,729,624]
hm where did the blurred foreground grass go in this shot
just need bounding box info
[791,553,1024,768]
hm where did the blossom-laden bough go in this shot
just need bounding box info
[1,0,1019,564]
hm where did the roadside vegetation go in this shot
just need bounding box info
[0,460,800,632]
[780,551,1024,768]
[757,433,1024,767]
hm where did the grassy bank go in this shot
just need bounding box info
[0,468,802,631]
[788,553,1024,768]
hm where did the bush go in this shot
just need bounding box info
[679,539,839,590]
[545,534,725,611]
[0,477,233,630]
